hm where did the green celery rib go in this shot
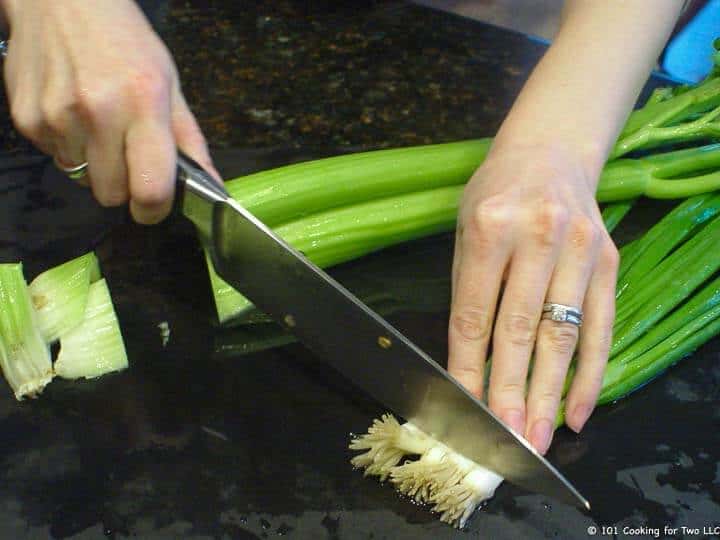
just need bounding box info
[54,278,128,379]
[601,200,636,234]
[610,104,720,159]
[606,276,720,379]
[618,77,720,139]
[0,264,53,399]
[596,144,720,201]
[227,139,492,226]
[209,185,462,322]
[613,212,720,335]
[557,303,720,427]
[28,252,101,343]
[276,186,460,266]
[558,297,720,426]
[616,193,720,288]
[598,311,720,405]
[641,142,720,178]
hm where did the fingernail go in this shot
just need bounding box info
[502,409,525,435]
[567,403,593,434]
[529,419,554,455]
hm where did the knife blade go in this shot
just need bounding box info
[176,152,590,510]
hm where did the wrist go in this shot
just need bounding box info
[491,111,610,185]
[487,135,606,192]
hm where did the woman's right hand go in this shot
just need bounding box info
[1,0,219,223]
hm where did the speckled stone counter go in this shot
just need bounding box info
[0,0,545,153]
[2,3,719,540]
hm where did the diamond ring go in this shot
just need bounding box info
[541,302,583,327]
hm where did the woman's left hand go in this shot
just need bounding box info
[447,140,619,454]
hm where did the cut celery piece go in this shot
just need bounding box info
[0,264,53,399]
[205,251,247,325]
[54,278,128,379]
[29,252,101,343]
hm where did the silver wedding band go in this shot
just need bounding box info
[0,40,8,58]
[541,302,583,327]
[54,157,89,181]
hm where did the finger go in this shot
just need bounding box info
[489,209,566,434]
[84,99,130,205]
[525,218,598,454]
[450,222,462,300]
[171,88,221,181]
[5,44,56,157]
[125,116,176,224]
[40,40,88,167]
[448,207,511,399]
[565,241,619,433]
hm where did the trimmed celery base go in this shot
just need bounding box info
[0,264,53,400]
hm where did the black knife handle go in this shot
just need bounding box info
[174,150,228,214]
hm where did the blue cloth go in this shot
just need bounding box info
[662,0,720,83]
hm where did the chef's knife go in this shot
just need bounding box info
[176,152,590,510]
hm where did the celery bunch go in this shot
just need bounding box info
[207,49,720,322]
[215,44,720,529]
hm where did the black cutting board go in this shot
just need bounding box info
[0,149,718,540]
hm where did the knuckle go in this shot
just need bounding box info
[76,85,117,122]
[125,69,170,110]
[491,382,526,403]
[533,389,561,410]
[472,198,512,237]
[450,306,492,342]
[503,312,536,347]
[567,215,599,250]
[542,324,578,355]
[600,242,621,269]
[532,202,568,248]
[10,101,42,140]
[453,364,483,378]
[40,97,69,135]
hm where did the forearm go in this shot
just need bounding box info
[493,0,684,182]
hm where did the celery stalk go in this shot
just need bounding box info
[210,185,462,322]
[54,278,128,379]
[226,139,492,226]
[28,252,101,343]
[599,311,720,405]
[616,193,720,285]
[209,143,720,324]
[0,264,53,399]
[601,200,636,234]
[613,212,720,335]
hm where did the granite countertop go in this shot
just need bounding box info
[0,0,543,154]
[2,3,719,540]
